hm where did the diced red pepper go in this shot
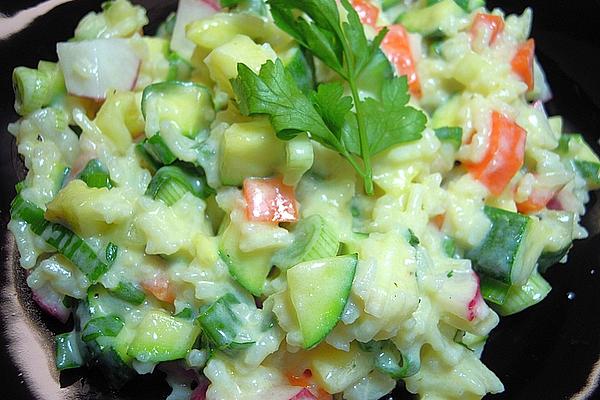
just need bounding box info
[351,0,380,27]
[431,213,445,230]
[465,111,527,196]
[351,0,421,97]
[243,177,298,223]
[511,39,535,91]
[142,276,176,303]
[382,24,422,98]
[470,13,505,46]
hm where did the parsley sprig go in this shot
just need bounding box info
[232,0,427,194]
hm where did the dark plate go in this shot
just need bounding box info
[0,1,598,399]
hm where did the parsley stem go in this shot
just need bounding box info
[339,33,374,195]
[347,77,374,195]
[340,146,366,177]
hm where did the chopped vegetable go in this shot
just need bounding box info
[243,176,298,223]
[287,255,358,348]
[470,13,504,46]
[11,195,111,282]
[78,159,114,189]
[465,111,526,195]
[511,39,535,91]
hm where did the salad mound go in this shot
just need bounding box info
[7,0,599,399]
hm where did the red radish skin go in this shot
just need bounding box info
[170,0,219,60]
[467,272,484,322]
[290,388,318,400]
[190,378,209,400]
[546,197,563,211]
[516,188,554,214]
[202,0,220,10]
[31,288,70,324]
[57,39,141,100]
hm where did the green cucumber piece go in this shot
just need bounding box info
[86,343,135,389]
[382,0,402,10]
[174,307,193,319]
[197,293,253,350]
[143,133,177,165]
[13,62,66,116]
[281,46,314,94]
[10,195,111,282]
[556,134,600,189]
[434,127,463,150]
[467,206,536,304]
[283,134,314,185]
[109,281,146,305]
[538,246,571,274]
[573,160,600,189]
[556,133,600,162]
[494,272,551,316]
[78,159,113,189]
[135,143,161,174]
[287,255,358,349]
[219,120,285,186]
[166,53,193,81]
[360,340,419,379]
[55,331,87,371]
[451,0,485,11]
[272,215,339,270]
[142,81,214,139]
[221,0,268,15]
[399,0,465,37]
[443,236,457,258]
[219,222,273,296]
[82,315,124,342]
[479,278,510,305]
[537,210,574,273]
[127,310,201,362]
[50,164,70,194]
[157,12,176,39]
[431,95,462,129]
[145,164,214,206]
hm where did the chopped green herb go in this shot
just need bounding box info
[233,0,427,195]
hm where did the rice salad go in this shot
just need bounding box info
[7,0,600,399]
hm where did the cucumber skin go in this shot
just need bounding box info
[127,310,201,363]
[467,206,531,286]
[537,245,571,274]
[219,222,273,296]
[288,255,358,349]
[272,214,340,269]
[574,160,600,189]
[141,80,213,138]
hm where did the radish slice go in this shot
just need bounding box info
[436,269,484,322]
[467,273,485,322]
[57,39,140,100]
[289,388,318,400]
[31,284,70,324]
[190,378,209,400]
[170,0,219,60]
